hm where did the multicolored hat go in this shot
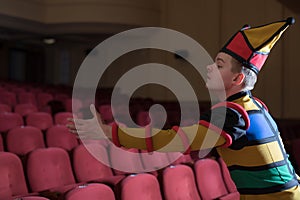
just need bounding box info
[220,17,295,74]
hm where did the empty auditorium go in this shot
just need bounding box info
[0,0,300,200]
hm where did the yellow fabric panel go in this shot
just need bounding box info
[182,124,226,150]
[232,95,259,111]
[240,185,300,200]
[217,141,284,167]
[118,124,226,152]
[259,27,287,53]
[244,21,286,49]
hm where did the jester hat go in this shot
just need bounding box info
[220,17,295,74]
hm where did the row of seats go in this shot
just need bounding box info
[0,125,79,155]
[0,111,74,132]
[0,143,240,200]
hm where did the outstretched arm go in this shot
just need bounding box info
[67,102,248,153]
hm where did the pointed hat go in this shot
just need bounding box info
[220,17,295,74]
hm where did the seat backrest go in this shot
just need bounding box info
[26,112,53,131]
[0,91,17,107]
[194,158,228,200]
[121,173,162,200]
[65,183,115,200]
[54,112,74,125]
[14,104,38,117]
[0,152,28,198]
[72,144,113,183]
[0,112,23,132]
[37,92,53,109]
[6,126,45,155]
[0,103,11,113]
[64,98,82,113]
[140,150,170,172]
[217,157,239,194]
[46,125,79,151]
[26,147,76,192]
[109,146,144,175]
[167,152,194,165]
[17,92,37,106]
[98,104,114,124]
[162,164,201,200]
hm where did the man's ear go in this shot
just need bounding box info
[233,73,245,85]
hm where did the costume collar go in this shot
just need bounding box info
[226,91,252,102]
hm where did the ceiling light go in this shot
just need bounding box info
[43,38,56,44]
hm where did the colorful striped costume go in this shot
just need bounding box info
[217,91,300,199]
[112,91,300,199]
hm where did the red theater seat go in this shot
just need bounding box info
[18,92,37,106]
[46,125,79,151]
[162,164,201,200]
[72,144,124,185]
[0,103,11,113]
[14,103,38,117]
[120,173,163,200]
[26,112,53,131]
[109,146,144,175]
[0,151,48,199]
[0,91,17,107]
[6,126,45,156]
[54,112,74,125]
[194,158,240,200]
[0,112,23,133]
[26,147,112,200]
[65,183,116,200]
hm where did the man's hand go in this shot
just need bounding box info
[67,104,112,140]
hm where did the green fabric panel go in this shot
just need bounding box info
[231,165,295,189]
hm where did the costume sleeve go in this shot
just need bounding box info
[112,103,249,152]
[203,103,249,150]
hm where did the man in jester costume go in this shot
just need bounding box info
[69,17,300,199]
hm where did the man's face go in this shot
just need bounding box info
[205,52,238,91]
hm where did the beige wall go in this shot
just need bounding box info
[0,0,299,118]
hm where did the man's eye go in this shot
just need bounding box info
[217,65,222,69]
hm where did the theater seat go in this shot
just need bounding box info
[26,112,53,131]
[6,126,45,156]
[140,149,171,175]
[0,152,49,200]
[65,98,82,113]
[109,146,144,175]
[37,92,53,109]
[162,164,201,200]
[14,103,38,117]
[120,173,163,200]
[0,112,23,133]
[46,125,79,151]
[18,92,37,106]
[194,158,240,200]
[72,144,124,185]
[54,112,74,125]
[0,91,17,107]
[0,103,11,113]
[26,147,77,194]
[65,183,115,200]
